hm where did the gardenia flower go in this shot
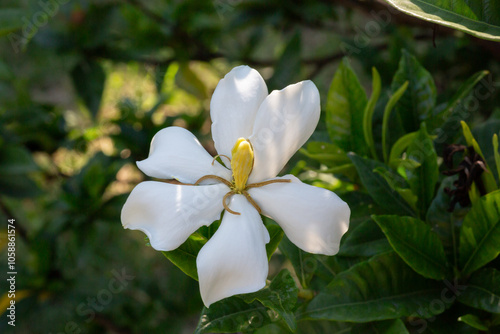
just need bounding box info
[121,65,350,307]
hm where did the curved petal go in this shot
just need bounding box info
[121,181,228,251]
[248,81,320,183]
[248,175,350,255]
[210,65,268,158]
[136,127,231,184]
[197,194,270,307]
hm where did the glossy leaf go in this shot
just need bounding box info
[458,314,488,331]
[326,58,368,155]
[457,267,500,313]
[388,131,418,169]
[373,215,448,280]
[349,153,415,216]
[265,222,284,260]
[363,67,382,160]
[459,190,500,276]
[195,297,274,333]
[162,233,207,281]
[383,0,500,41]
[382,81,409,162]
[405,124,439,218]
[305,252,449,322]
[240,269,299,331]
[299,141,350,165]
[338,219,392,258]
[391,49,436,134]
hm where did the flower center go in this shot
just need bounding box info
[231,138,254,192]
[193,138,291,215]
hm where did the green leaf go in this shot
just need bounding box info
[176,63,208,100]
[195,297,274,334]
[265,221,284,260]
[382,81,409,162]
[0,145,38,174]
[457,267,500,313]
[299,141,350,165]
[388,131,418,169]
[71,60,106,118]
[278,235,315,288]
[268,32,301,91]
[459,190,500,276]
[352,319,409,334]
[382,0,500,41]
[373,167,418,212]
[458,314,489,331]
[494,134,500,182]
[373,215,448,280]
[363,67,382,160]
[326,58,368,155]
[338,219,392,257]
[461,121,498,192]
[429,70,489,131]
[405,124,439,217]
[305,251,449,322]
[391,49,436,133]
[349,153,415,216]
[162,233,207,281]
[241,269,299,332]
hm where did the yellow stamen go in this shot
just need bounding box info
[231,138,254,192]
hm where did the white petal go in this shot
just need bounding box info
[248,81,320,183]
[197,194,270,307]
[121,181,228,251]
[210,65,268,157]
[136,127,231,184]
[248,175,350,255]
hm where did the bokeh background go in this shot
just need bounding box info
[0,0,499,333]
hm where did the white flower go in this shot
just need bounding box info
[121,65,350,307]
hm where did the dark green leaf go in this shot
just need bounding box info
[299,141,350,165]
[241,269,299,331]
[338,219,392,257]
[71,60,106,118]
[458,314,489,331]
[429,71,489,131]
[459,190,500,276]
[267,32,301,91]
[391,49,436,133]
[195,297,274,334]
[457,267,500,313]
[405,124,439,218]
[363,67,382,160]
[278,235,315,288]
[162,233,207,281]
[0,145,38,174]
[265,222,284,260]
[352,319,409,334]
[349,153,415,216]
[305,252,449,321]
[383,0,500,41]
[326,58,368,155]
[373,215,448,280]
[382,81,409,162]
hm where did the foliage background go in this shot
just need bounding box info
[0,0,499,333]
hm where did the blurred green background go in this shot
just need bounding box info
[0,0,499,333]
